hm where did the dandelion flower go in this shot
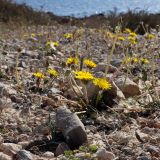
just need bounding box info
[84,59,97,68]
[66,57,79,65]
[132,57,138,63]
[118,36,125,41]
[46,41,51,48]
[53,41,59,47]
[31,33,36,37]
[64,33,73,39]
[93,78,112,90]
[74,71,94,81]
[146,34,155,40]
[122,57,132,64]
[128,36,137,45]
[129,32,137,37]
[46,41,59,48]
[140,58,149,64]
[47,69,58,77]
[124,28,132,34]
[33,72,46,79]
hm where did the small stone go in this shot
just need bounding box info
[55,142,70,156]
[17,134,29,142]
[75,152,86,158]
[96,148,115,160]
[0,135,4,144]
[110,59,122,67]
[137,156,150,160]
[18,141,30,149]
[145,145,160,156]
[42,151,55,158]
[18,61,27,68]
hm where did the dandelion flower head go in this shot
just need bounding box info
[33,72,46,79]
[84,59,97,68]
[74,71,94,81]
[93,78,112,90]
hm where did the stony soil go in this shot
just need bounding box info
[0,24,159,160]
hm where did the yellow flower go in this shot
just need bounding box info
[46,41,51,48]
[46,41,59,48]
[128,36,137,45]
[74,71,94,81]
[124,28,132,34]
[122,57,132,64]
[146,33,155,40]
[84,59,97,68]
[140,58,149,64]
[47,69,58,77]
[66,57,79,65]
[93,78,112,90]
[53,41,59,47]
[33,72,46,79]
[64,33,73,39]
[31,33,36,37]
[118,36,125,41]
[129,32,137,37]
[132,57,138,63]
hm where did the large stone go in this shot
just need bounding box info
[0,143,22,156]
[115,75,141,97]
[0,152,12,160]
[56,106,87,149]
[13,150,33,160]
[96,148,115,160]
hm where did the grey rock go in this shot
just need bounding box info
[14,150,33,160]
[110,59,122,67]
[42,151,55,158]
[18,61,27,68]
[96,148,115,160]
[49,87,62,94]
[137,156,151,160]
[145,145,160,154]
[56,106,87,149]
[55,142,70,156]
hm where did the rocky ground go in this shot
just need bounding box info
[0,24,159,160]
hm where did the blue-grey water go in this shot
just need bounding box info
[14,0,160,17]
